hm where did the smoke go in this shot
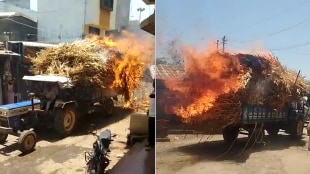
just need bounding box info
[107,25,155,66]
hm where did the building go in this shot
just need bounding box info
[0,12,37,42]
[0,42,20,105]
[140,0,155,35]
[0,0,130,43]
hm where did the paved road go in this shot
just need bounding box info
[0,107,134,174]
[157,130,310,174]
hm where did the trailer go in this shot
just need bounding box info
[0,75,117,154]
[222,101,305,144]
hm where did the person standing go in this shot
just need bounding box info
[146,80,155,151]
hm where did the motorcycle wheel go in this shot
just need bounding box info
[86,161,104,174]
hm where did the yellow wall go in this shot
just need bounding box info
[99,8,110,28]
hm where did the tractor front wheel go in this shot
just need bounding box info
[18,130,36,154]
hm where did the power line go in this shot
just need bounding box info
[270,42,310,51]
[239,16,310,43]
[267,17,310,37]
[226,0,310,36]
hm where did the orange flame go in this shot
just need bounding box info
[163,46,247,122]
[85,32,154,105]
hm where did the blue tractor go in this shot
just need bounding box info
[0,75,117,154]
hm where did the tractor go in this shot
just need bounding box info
[0,74,117,154]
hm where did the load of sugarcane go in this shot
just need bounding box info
[166,52,307,126]
[29,35,144,102]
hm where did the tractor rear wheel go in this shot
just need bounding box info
[54,106,77,137]
[290,118,304,139]
[18,130,36,154]
[0,133,8,144]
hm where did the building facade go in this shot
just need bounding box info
[140,0,155,35]
[0,0,130,43]
[0,12,37,42]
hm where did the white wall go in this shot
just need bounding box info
[3,0,30,9]
[115,0,130,30]
[109,0,117,30]
[85,0,99,25]
[0,0,130,43]
[36,0,86,43]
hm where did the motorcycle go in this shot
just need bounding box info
[85,124,116,174]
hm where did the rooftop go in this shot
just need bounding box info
[156,64,185,79]
[0,11,37,22]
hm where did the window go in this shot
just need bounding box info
[100,0,114,11]
[89,26,100,35]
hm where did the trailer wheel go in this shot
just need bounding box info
[290,119,304,139]
[103,98,114,116]
[223,125,239,144]
[266,127,279,137]
[54,106,77,137]
[0,133,8,144]
[18,130,36,154]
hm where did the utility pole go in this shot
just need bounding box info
[221,36,227,52]
[216,40,219,51]
[137,7,145,22]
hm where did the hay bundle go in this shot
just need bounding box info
[163,52,307,126]
[30,35,144,101]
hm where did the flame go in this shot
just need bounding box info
[163,46,247,122]
[86,33,154,106]
[160,41,304,125]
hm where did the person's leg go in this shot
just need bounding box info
[150,117,155,147]
[148,116,151,145]
[146,116,153,151]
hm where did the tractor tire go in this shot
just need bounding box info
[18,130,36,154]
[266,126,279,137]
[223,125,239,144]
[0,133,8,144]
[54,106,77,137]
[290,119,304,139]
[102,98,114,116]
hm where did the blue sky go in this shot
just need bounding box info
[156,0,310,79]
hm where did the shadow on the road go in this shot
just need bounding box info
[0,105,134,156]
[0,143,18,156]
[34,106,134,143]
[74,106,134,136]
[174,134,307,163]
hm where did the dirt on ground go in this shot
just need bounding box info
[0,106,141,174]
[157,129,310,174]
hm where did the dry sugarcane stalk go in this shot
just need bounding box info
[29,35,145,102]
[162,52,308,126]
